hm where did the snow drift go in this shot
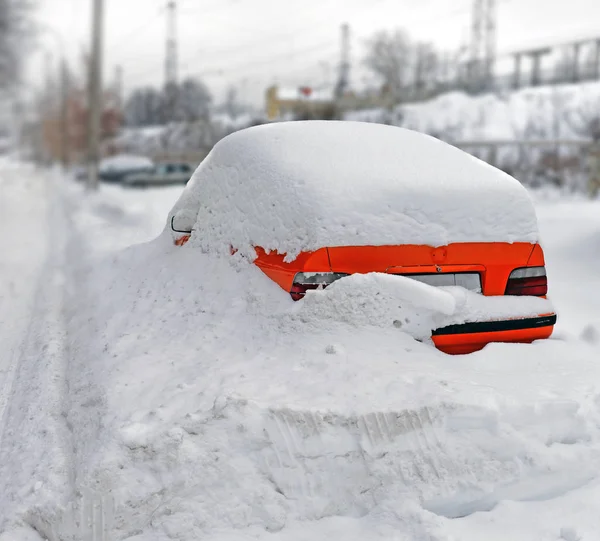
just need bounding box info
[346,81,600,143]
[295,273,552,342]
[1,168,597,541]
[53,198,562,541]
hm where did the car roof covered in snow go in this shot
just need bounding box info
[168,121,539,259]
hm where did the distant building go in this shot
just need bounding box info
[266,85,337,120]
[265,84,394,121]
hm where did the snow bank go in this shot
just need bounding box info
[169,121,538,260]
[346,81,600,143]
[56,187,563,541]
[0,175,588,541]
[534,197,600,337]
[345,82,600,190]
[2,163,599,540]
[295,273,552,342]
[0,168,76,539]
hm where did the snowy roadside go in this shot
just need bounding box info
[0,164,73,538]
[531,190,600,341]
[47,180,600,540]
[0,166,182,539]
[2,163,600,541]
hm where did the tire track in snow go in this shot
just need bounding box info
[260,405,454,518]
[0,168,50,455]
[0,175,75,538]
[0,263,48,450]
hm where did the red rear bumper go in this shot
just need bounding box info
[432,314,557,355]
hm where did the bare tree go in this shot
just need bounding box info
[413,42,439,95]
[565,92,600,141]
[124,87,164,127]
[222,86,242,119]
[124,78,212,126]
[364,30,413,101]
[0,0,33,90]
[177,77,212,122]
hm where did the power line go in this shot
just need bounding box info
[185,39,339,80]
[178,9,341,66]
[106,3,165,53]
[127,34,339,82]
[121,0,511,97]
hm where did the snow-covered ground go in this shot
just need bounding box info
[532,190,600,340]
[1,159,599,541]
[346,81,600,143]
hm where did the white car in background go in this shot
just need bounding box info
[122,162,193,188]
[98,154,154,183]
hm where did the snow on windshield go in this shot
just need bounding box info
[167,121,539,260]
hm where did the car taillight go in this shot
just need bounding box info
[505,266,547,296]
[290,272,349,300]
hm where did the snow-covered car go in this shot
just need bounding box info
[98,154,154,183]
[122,162,193,188]
[167,121,556,354]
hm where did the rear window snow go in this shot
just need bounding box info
[168,121,539,259]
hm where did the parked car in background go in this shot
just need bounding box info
[122,162,193,188]
[98,154,154,183]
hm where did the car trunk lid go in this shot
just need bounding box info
[326,243,537,296]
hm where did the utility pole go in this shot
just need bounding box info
[60,59,69,170]
[114,64,123,110]
[334,23,350,100]
[165,0,178,122]
[594,39,600,80]
[484,0,496,86]
[572,42,582,83]
[43,51,54,166]
[87,0,104,190]
[469,0,497,93]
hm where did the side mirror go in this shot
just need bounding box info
[170,209,195,233]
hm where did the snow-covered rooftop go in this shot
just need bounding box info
[277,86,334,102]
[169,121,539,259]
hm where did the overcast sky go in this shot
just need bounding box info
[30,0,600,107]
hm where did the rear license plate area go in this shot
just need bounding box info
[392,272,482,293]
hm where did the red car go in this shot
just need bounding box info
[169,121,555,354]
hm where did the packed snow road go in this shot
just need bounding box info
[0,163,182,539]
[1,160,600,541]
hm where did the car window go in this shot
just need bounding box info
[179,164,192,173]
[155,164,168,175]
[165,164,177,174]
